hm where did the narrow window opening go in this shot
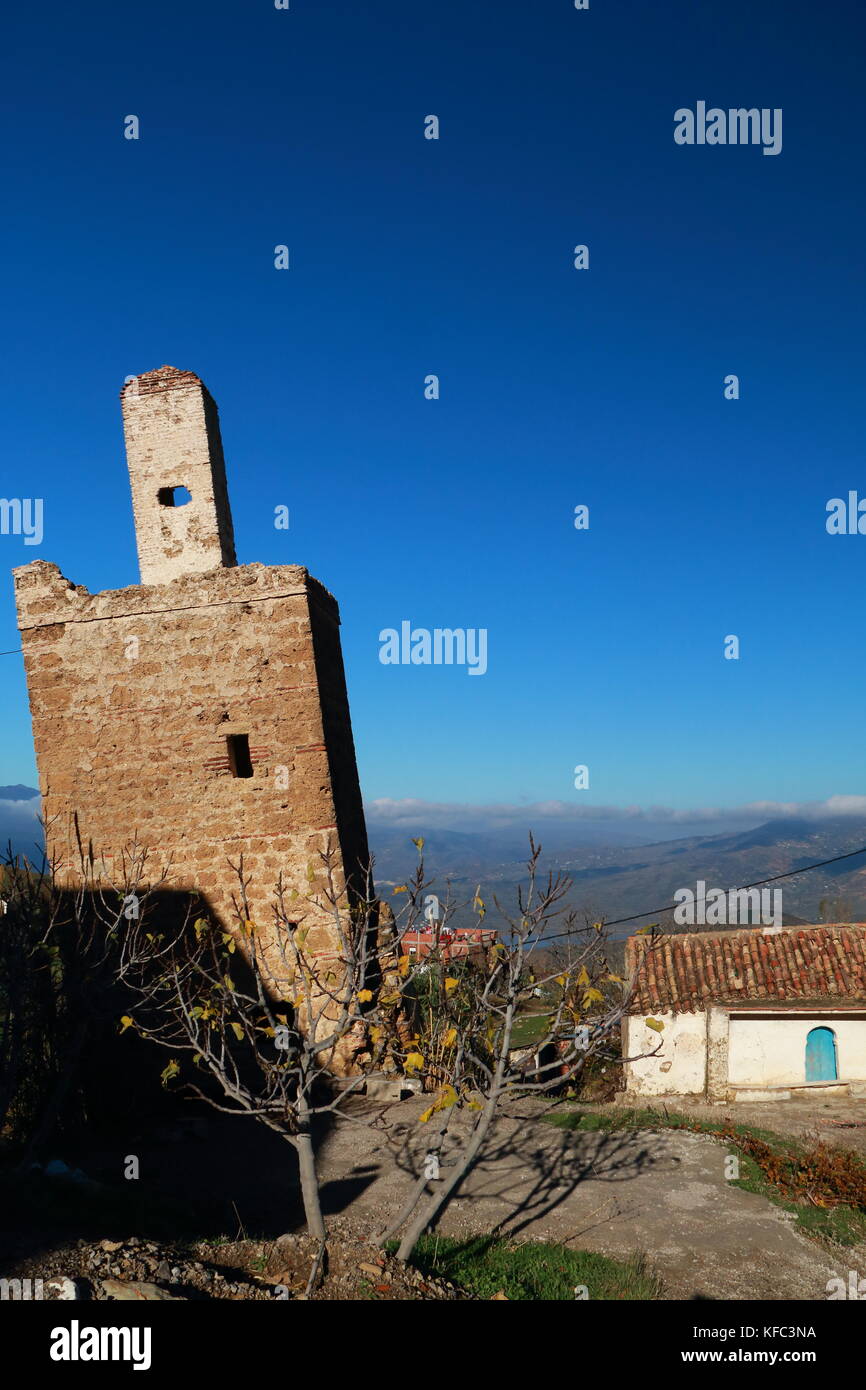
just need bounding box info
[157,485,192,507]
[227,734,253,778]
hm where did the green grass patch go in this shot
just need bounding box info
[393,1234,662,1301]
[546,1105,686,1134]
[509,1014,552,1049]
[547,1105,785,1147]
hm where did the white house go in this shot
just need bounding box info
[622,924,866,1102]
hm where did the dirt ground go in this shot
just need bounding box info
[6,1092,866,1301]
[311,1094,866,1300]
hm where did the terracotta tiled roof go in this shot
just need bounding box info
[625,925,866,1014]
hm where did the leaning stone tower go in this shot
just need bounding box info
[13,366,370,959]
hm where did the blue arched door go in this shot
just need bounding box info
[805,1026,838,1082]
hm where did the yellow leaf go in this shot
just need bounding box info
[444,977,458,994]
[160,1059,180,1087]
[411,837,425,853]
[556,974,567,988]
[438,1083,458,1109]
[443,1027,458,1047]
[582,988,603,1006]
[230,1022,244,1041]
[118,1015,134,1034]
[405,1051,424,1074]
[398,954,411,977]
[357,988,373,1003]
[370,1025,383,1044]
[466,1099,482,1111]
[420,1084,458,1122]
[577,966,590,989]
[645,1017,665,1033]
[419,1078,461,1123]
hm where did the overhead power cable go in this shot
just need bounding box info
[537,841,866,943]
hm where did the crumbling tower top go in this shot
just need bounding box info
[120,365,237,585]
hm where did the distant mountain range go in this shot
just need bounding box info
[368,816,866,937]
[0,785,42,862]
[4,786,864,936]
[0,785,41,801]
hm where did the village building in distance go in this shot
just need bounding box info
[623,924,866,1101]
[402,922,498,964]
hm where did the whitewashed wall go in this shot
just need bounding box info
[623,1011,707,1096]
[728,1016,866,1087]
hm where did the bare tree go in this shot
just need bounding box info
[113,833,663,1276]
[370,838,649,1262]
[116,845,384,1255]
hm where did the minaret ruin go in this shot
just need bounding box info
[13,365,370,960]
[122,367,238,584]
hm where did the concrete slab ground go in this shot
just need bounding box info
[316,1096,865,1300]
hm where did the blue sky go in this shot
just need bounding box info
[1,0,864,826]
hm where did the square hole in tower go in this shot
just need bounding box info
[157,485,192,507]
[226,734,253,778]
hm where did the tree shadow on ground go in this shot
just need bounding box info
[478,1117,670,1240]
[0,1101,360,1267]
[0,883,363,1266]
[371,1099,669,1245]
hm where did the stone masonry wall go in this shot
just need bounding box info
[13,557,370,958]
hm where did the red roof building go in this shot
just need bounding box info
[622,925,866,1103]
